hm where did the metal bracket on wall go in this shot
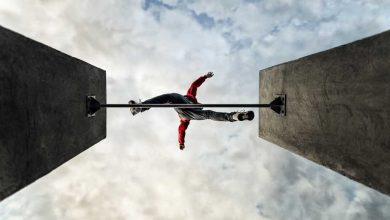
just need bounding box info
[270,94,287,116]
[86,96,100,117]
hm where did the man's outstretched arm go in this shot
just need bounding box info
[186,72,214,97]
[178,120,190,150]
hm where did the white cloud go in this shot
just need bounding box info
[1,0,390,219]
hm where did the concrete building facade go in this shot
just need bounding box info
[259,30,390,196]
[0,26,106,201]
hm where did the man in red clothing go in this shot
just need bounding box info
[129,72,254,150]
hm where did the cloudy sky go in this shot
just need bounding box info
[1,0,390,219]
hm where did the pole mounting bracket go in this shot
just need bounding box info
[86,96,101,117]
[269,94,287,116]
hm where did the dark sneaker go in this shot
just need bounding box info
[231,110,254,121]
[128,100,142,116]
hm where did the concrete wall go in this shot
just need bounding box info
[259,30,390,196]
[0,26,106,201]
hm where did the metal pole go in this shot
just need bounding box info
[86,95,286,117]
[100,104,272,108]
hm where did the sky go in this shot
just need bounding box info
[0,0,390,219]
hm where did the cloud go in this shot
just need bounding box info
[1,0,390,219]
[191,11,215,29]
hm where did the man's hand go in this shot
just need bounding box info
[205,72,214,78]
[179,144,185,150]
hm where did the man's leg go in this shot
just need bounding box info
[181,109,235,122]
[179,109,254,122]
[129,93,188,115]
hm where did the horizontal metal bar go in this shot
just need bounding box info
[100,104,274,108]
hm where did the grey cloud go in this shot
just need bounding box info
[143,0,175,11]
[190,11,215,29]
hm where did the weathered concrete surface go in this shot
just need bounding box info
[259,30,390,196]
[0,26,106,201]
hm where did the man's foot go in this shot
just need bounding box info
[129,100,142,116]
[230,111,254,121]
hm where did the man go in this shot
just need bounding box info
[129,72,254,150]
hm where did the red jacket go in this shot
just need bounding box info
[178,75,208,145]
